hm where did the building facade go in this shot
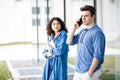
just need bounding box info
[0,0,119,48]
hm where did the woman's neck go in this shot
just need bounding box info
[55,31,59,35]
[54,31,59,39]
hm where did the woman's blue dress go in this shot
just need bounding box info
[42,30,69,80]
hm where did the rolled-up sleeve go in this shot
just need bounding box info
[93,31,106,63]
[70,34,79,45]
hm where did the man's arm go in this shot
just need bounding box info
[88,57,100,77]
[67,22,79,44]
[66,28,75,44]
[88,30,106,77]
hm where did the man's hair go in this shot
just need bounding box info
[80,5,96,16]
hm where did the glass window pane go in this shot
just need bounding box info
[32,18,40,26]
[45,7,50,14]
[32,7,40,14]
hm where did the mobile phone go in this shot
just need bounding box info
[77,17,82,26]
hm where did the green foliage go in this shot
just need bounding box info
[0,41,32,46]
[0,61,12,80]
[68,55,116,80]
[68,57,77,65]
[102,55,115,69]
[100,71,115,80]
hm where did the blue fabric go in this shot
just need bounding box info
[42,30,69,80]
[70,25,105,73]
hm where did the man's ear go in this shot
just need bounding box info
[92,15,95,19]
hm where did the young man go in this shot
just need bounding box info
[67,5,106,80]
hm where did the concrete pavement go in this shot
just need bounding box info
[0,44,120,60]
[0,44,75,80]
[0,44,120,80]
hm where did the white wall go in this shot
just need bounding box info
[97,0,120,41]
[0,0,32,43]
[0,0,119,44]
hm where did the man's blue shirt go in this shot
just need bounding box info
[70,25,105,73]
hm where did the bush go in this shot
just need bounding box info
[0,61,12,80]
[68,55,116,80]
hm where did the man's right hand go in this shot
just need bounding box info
[73,21,80,30]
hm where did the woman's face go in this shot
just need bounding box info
[51,20,61,32]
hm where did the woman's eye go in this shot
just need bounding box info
[52,23,55,25]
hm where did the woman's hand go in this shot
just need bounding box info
[45,44,51,51]
[46,53,53,58]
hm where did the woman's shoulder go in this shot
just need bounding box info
[60,30,67,37]
[60,30,67,34]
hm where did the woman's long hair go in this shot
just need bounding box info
[46,17,68,36]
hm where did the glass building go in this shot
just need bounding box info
[0,0,119,45]
[0,0,120,79]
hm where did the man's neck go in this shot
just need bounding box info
[86,23,95,29]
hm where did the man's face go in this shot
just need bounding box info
[81,11,94,26]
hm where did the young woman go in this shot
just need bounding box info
[42,17,69,80]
